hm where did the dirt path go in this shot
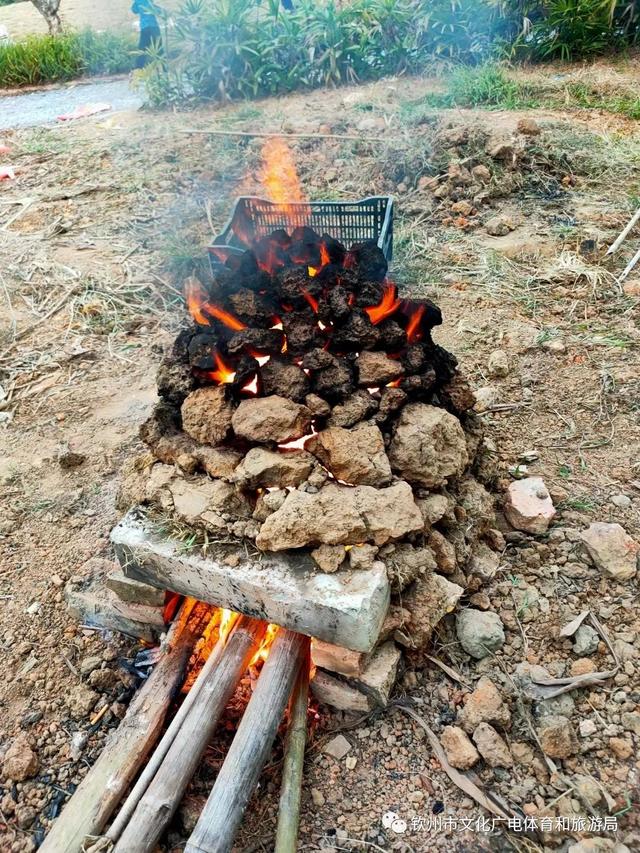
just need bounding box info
[0,68,639,852]
[0,0,134,38]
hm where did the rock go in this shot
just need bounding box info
[487,350,509,377]
[440,726,479,769]
[473,385,498,412]
[311,641,366,677]
[348,544,379,571]
[517,117,541,136]
[427,530,457,574]
[311,544,347,573]
[328,390,378,428]
[573,624,599,657]
[467,542,499,580]
[621,712,640,734]
[256,481,423,550]
[232,395,312,444]
[305,393,331,417]
[311,670,371,712]
[456,610,505,659]
[504,477,556,534]
[609,736,633,759]
[399,573,464,650]
[106,567,165,607]
[472,723,512,767]
[306,423,391,487]
[233,447,315,489]
[310,787,326,806]
[471,164,491,184]
[486,216,515,237]
[2,734,39,781]
[357,641,401,706]
[611,493,631,509]
[388,403,468,488]
[260,358,309,402]
[457,477,495,534]
[451,200,474,216]
[66,684,100,719]
[69,731,88,761]
[538,715,579,758]
[416,493,452,527]
[574,775,602,807]
[79,655,103,676]
[385,544,436,592]
[458,676,511,734]
[181,386,234,446]
[356,351,404,386]
[579,719,598,737]
[487,141,515,163]
[168,477,252,534]
[580,522,638,580]
[323,734,352,760]
[569,657,596,676]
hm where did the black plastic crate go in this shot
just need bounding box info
[208,196,393,272]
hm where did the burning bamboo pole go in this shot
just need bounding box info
[110,615,268,853]
[274,637,311,853]
[39,599,207,853]
[184,628,307,853]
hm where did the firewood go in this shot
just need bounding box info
[39,599,207,853]
[184,629,307,853]
[110,616,268,853]
[274,637,310,853]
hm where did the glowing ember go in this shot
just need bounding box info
[184,278,247,331]
[406,304,426,343]
[300,288,319,313]
[210,351,236,385]
[386,378,402,388]
[255,355,270,367]
[365,282,401,325]
[308,242,331,277]
[278,429,317,450]
[242,375,259,395]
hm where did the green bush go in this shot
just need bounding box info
[0,30,136,87]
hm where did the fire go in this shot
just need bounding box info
[278,429,317,450]
[406,304,426,343]
[182,607,238,692]
[308,242,330,277]
[184,278,247,331]
[249,623,279,668]
[300,288,319,313]
[261,137,306,214]
[210,351,236,385]
[241,375,259,395]
[365,282,401,325]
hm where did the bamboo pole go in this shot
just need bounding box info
[180,128,385,143]
[111,616,268,853]
[274,638,311,853]
[39,599,206,853]
[617,243,640,282]
[607,205,640,255]
[184,629,307,853]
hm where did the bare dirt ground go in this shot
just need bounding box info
[0,65,639,852]
[0,0,149,38]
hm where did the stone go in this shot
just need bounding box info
[311,544,347,573]
[256,481,423,550]
[538,715,579,758]
[573,624,599,657]
[621,712,640,734]
[471,164,491,184]
[323,734,352,760]
[2,735,39,781]
[416,493,453,527]
[260,358,309,402]
[573,775,602,807]
[356,351,404,386]
[79,655,103,676]
[486,216,515,237]
[427,530,456,574]
[440,726,479,769]
[348,544,379,571]
[181,386,234,446]
[112,510,389,652]
[458,677,511,734]
[305,393,331,417]
[611,493,631,509]
[457,477,495,534]
[388,403,469,488]
[66,684,100,719]
[311,670,371,712]
[399,573,464,651]
[473,385,498,412]
[579,719,597,737]
[168,477,252,534]
[456,610,505,659]
[504,477,556,534]
[472,723,512,767]
[231,395,312,444]
[306,423,392,487]
[357,641,401,706]
[106,567,165,607]
[517,117,541,136]
[487,141,516,163]
[328,390,378,428]
[311,640,366,677]
[467,542,499,580]
[232,448,315,489]
[385,544,437,592]
[487,350,509,377]
[310,788,326,806]
[580,522,638,580]
[609,737,633,759]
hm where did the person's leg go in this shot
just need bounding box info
[148,26,163,55]
[136,27,153,68]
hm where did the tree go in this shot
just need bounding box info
[30,0,62,35]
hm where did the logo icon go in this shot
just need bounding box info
[382,811,407,834]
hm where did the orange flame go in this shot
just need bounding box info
[365,282,401,325]
[184,278,247,331]
[406,304,426,343]
[262,137,307,215]
[301,288,319,313]
[308,242,330,277]
[249,623,279,668]
[210,351,236,385]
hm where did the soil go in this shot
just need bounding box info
[0,65,639,852]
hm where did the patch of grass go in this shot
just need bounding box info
[408,65,538,111]
[0,29,136,88]
[565,81,640,119]
[558,496,598,511]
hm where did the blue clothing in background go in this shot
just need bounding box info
[131,0,160,30]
